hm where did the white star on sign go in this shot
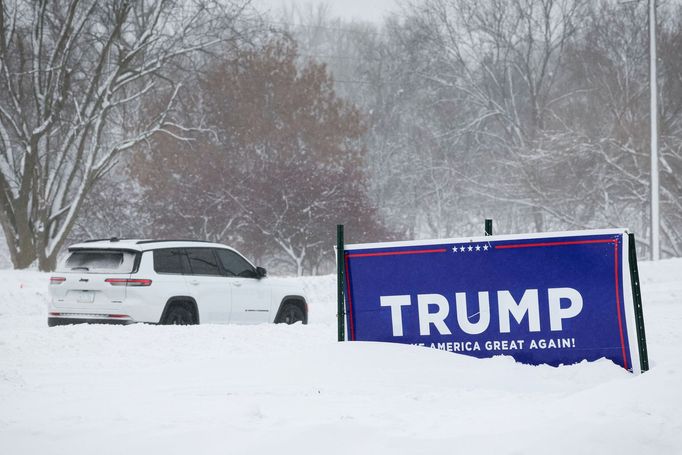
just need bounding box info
[460,246,465,252]
[483,244,489,251]
[475,245,481,251]
[452,245,458,252]
[467,245,473,252]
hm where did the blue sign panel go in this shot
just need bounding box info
[343,230,644,372]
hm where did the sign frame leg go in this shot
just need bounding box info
[628,233,649,372]
[337,224,345,342]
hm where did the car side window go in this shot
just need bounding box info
[153,249,186,274]
[185,248,222,276]
[216,249,257,278]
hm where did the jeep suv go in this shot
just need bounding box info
[47,239,308,326]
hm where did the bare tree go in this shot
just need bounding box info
[409,0,590,229]
[565,1,682,256]
[275,0,682,255]
[130,38,388,275]
[0,0,250,270]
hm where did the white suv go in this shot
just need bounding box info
[47,239,308,326]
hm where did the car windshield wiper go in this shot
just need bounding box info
[71,266,89,271]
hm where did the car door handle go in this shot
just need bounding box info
[189,279,200,286]
[233,281,242,287]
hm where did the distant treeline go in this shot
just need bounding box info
[1,0,680,273]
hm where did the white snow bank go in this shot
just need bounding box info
[1,260,681,454]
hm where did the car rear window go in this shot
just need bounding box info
[60,250,137,273]
[153,249,186,274]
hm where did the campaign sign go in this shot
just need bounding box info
[342,229,646,373]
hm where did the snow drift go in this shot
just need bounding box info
[1,260,681,454]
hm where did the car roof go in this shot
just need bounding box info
[67,239,239,253]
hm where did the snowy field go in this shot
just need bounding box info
[1,260,681,455]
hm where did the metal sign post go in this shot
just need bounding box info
[485,219,493,236]
[337,224,345,342]
[628,233,649,372]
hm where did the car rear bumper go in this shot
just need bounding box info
[48,313,135,326]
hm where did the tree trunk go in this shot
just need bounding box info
[38,253,59,272]
[533,207,544,232]
[0,219,36,269]
[11,245,36,269]
[295,256,304,277]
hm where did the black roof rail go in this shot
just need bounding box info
[83,237,125,243]
[135,239,216,245]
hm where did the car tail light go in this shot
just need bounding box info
[50,277,66,285]
[105,278,152,287]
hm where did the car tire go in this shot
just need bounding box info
[163,304,196,325]
[277,303,305,325]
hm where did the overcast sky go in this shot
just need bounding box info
[253,0,400,23]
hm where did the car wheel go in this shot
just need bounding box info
[278,303,305,324]
[163,305,195,325]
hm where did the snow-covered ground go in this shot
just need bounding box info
[1,260,681,454]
